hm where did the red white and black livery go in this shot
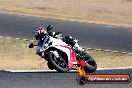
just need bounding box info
[29,25,97,73]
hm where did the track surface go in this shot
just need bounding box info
[0,13,132,52]
[0,13,132,87]
[0,69,131,88]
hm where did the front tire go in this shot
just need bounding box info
[48,51,69,72]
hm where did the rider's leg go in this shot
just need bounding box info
[36,36,47,54]
[36,35,49,56]
[36,42,43,54]
[41,35,49,50]
[41,35,49,57]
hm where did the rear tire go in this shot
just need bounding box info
[48,51,69,72]
[84,58,97,73]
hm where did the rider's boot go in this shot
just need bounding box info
[41,51,45,58]
[41,44,48,58]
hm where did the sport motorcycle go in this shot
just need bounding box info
[29,25,97,73]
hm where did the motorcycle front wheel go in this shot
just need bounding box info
[48,51,69,72]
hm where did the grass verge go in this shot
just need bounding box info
[0,0,132,27]
[0,38,48,70]
[0,37,132,70]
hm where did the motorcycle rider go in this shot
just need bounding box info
[34,26,86,58]
[63,36,84,53]
[53,32,86,54]
[34,27,49,55]
[62,36,87,59]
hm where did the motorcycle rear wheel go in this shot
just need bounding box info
[83,58,97,73]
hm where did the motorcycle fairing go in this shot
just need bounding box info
[48,37,78,69]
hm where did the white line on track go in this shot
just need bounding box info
[97,66,132,70]
[4,66,132,72]
[5,70,57,72]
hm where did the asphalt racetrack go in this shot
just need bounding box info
[0,13,132,88]
[0,68,131,88]
[0,13,132,52]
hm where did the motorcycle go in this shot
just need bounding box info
[29,25,97,73]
